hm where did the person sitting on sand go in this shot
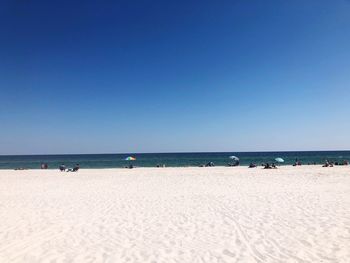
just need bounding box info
[323,160,330,167]
[344,160,349,166]
[263,163,277,169]
[73,164,80,171]
[293,159,298,166]
[248,163,257,168]
[59,164,66,172]
[264,163,271,169]
[293,159,302,166]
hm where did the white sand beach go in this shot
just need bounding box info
[0,166,350,263]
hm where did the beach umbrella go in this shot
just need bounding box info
[125,156,136,161]
[229,156,239,161]
[275,157,284,163]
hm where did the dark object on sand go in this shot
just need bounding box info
[335,160,349,166]
[205,162,215,167]
[248,163,257,168]
[293,159,302,166]
[322,160,333,167]
[263,163,271,169]
[263,163,277,169]
[67,164,80,172]
[59,164,66,172]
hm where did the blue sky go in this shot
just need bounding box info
[1,0,350,154]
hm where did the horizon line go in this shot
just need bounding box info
[1,149,350,157]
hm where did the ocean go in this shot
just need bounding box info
[0,151,349,169]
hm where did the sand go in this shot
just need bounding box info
[0,166,349,263]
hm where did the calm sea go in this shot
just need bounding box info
[0,151,349,169]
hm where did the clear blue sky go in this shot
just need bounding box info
[1,0,350,154]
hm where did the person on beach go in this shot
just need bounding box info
[263,163,271,169]
[72,164,80,171]
[205,162,215,167]
[323,160,333,167]
[248,163,257,168]
[293,159,302,166]
[264,163,277,169]
[59,164,66,172]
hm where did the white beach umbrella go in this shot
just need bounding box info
[275,157,284,163]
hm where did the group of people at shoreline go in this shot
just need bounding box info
[13,159,349,171]
[38,163,80,172]
[58,163,80,172]
[322,159,349,167]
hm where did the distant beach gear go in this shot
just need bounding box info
[125,156,136,161]
[275,157,284,163]
[66,164,80,172]
[229,156,239,161]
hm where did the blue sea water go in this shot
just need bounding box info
[0,151,349,169]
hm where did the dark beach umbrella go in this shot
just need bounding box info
[229,156,239,161]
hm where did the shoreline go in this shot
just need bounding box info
[1,151,349,170]
[1,164,347,171]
